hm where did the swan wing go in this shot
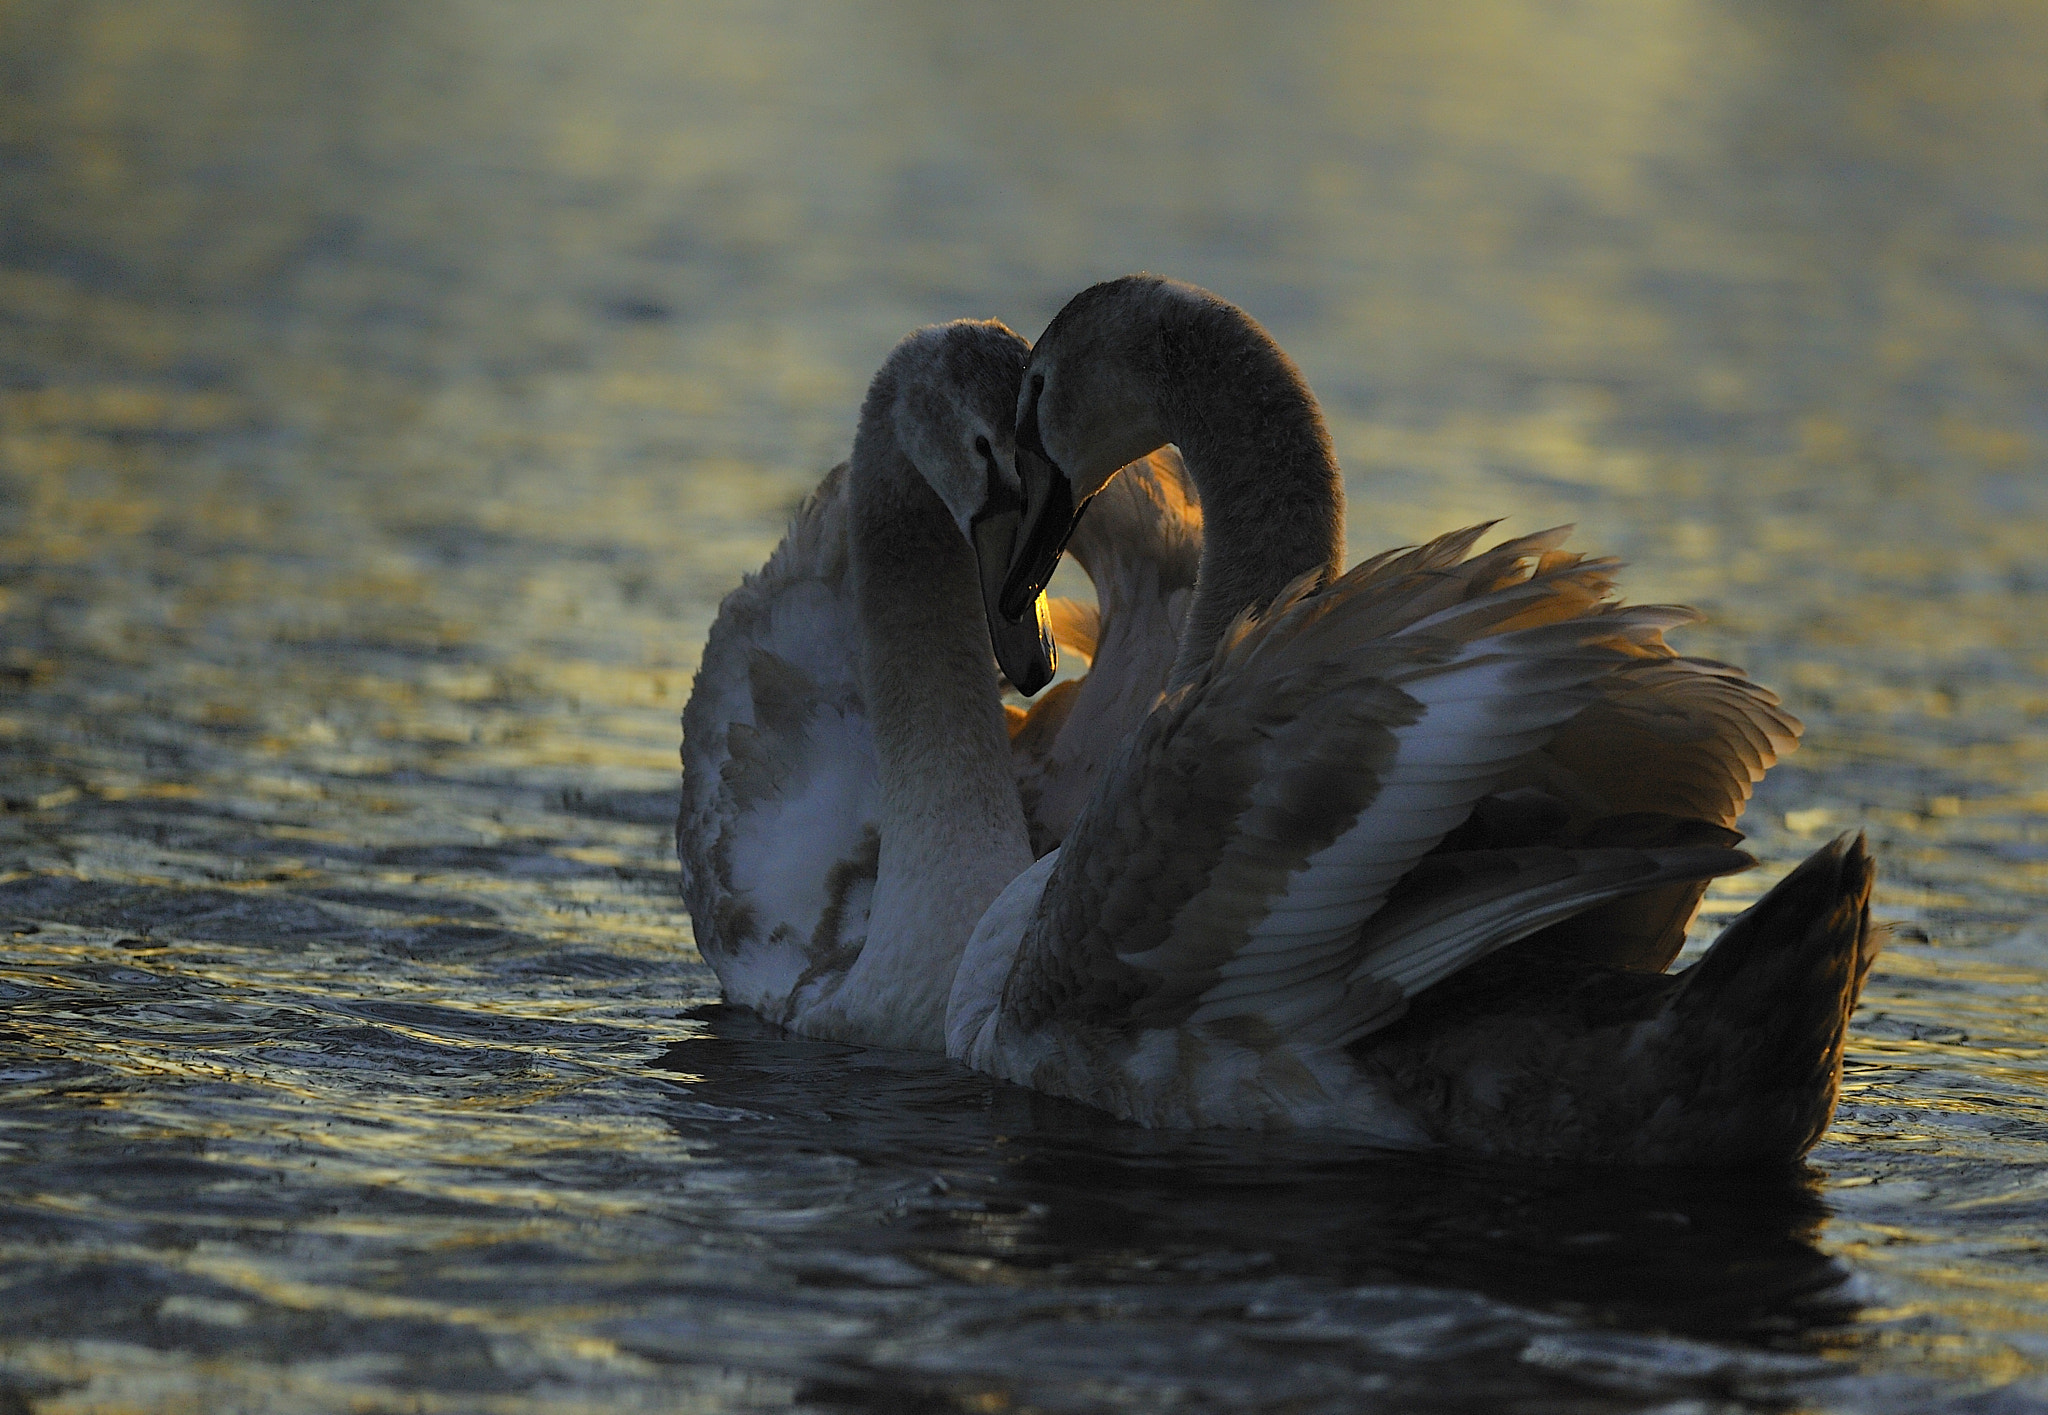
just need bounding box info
[1391,534,1800,834]
[1549,655,1801,829]
[679,464,881,1015]
[1399,545,1802,971]
[997,527,1752,1048]
[1467,655,1798,973]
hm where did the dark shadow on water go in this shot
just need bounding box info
[652,1005,1858,1356]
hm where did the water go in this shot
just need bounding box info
[2,2,2047,1409]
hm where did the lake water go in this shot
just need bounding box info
[3,3,2048,1410]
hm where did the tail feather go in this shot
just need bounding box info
[1665,832,1877,1162]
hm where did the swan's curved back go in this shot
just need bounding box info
[1012,447,1204,850]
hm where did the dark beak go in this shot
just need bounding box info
[969,467,1057,697]
[999,446,1090,624]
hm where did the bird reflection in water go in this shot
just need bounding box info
[652,1003,1856,1372]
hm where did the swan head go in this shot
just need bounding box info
[878,319,1059,695]
[1000,275,1204,621]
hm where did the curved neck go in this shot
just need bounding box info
[842,386,1035,1049]
[1150,312,1345,686]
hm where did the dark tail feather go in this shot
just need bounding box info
[1669,832,1878,1164]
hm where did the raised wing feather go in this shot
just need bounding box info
[1547,656,1799,829]
[1488,655,1799,973]
[679,465,881,1016]
[996,526,1757,1047]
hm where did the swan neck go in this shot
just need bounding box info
[1152,319,1345,686]
[843,397,1034,1049]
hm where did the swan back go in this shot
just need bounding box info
[1012,446,1203,851]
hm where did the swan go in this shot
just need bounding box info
[679,320,1193,1047]
[947,275,1878,1165]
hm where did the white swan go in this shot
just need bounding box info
[679,321,1193,1047]
[944,276,1878,1165]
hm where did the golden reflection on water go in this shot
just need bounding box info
[2,0,2048,1408]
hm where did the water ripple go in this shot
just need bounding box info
[2,3,2046,1410]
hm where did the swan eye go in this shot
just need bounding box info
[974,435,992,458]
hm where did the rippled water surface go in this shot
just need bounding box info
[4,3,2048,1410]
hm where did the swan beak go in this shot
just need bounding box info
[972,504,1057,696]
[1000,446,1085,623]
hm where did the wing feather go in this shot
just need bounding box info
[994,525,1757,1048]
[679,466,881,1013]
